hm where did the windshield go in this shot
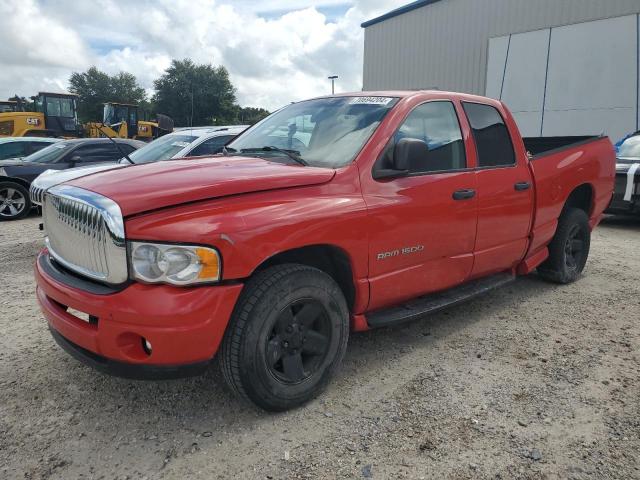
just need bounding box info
[45,97,75,118]
[618,136,640,160]
[228,96,398,168]
[128,134,197,164]
[24,143,70,164]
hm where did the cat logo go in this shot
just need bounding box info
[26,117,40,125]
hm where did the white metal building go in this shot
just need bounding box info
[362,0,640,140]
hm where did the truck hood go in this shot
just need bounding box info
[66,156,336,216]
[34,163,125,191]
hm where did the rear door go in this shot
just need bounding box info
[364,100,479,310]
[462,102,534,277]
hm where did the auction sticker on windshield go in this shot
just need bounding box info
[171,141,190,148]
[349,97,394,105]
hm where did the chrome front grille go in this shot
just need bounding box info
[43,185,127,284]
[30,182,45,205]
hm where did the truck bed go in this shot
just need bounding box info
[526,136,615,255]
[523,136,601,158]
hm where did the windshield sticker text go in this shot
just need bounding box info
[349,97,393,106]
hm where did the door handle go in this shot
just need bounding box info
[452,189,476,200]
[514,181,531,191]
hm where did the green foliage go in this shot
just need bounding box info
[66,60,270,127]
[153,59,238,127]
[237,107,271,125]
[69,67,147,123]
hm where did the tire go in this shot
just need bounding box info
[537,207,591,284]
[220,264,349,411]
[0,181,31,221]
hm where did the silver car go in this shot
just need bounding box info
[30,126,248,206]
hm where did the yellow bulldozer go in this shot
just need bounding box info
[85,102,173,141]
[0,92,82,138]
[0,94,173,141]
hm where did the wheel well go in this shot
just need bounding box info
[564,184,593,216]
[0,176,30,191]
[256,245,356,311]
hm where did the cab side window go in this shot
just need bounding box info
[462,102,515,167]
[0,142,27,160]
[71,144,123,163]
[394,101,466,173]
[189,135,235,156]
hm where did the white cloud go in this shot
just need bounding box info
[0,0,407,111]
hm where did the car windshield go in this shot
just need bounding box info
[24,143,70,164]
[128,134,198,164]
[227,96,399,168]
[618,136,640,160]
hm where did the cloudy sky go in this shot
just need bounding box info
[0,0,407,111]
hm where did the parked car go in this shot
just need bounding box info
[0,137,144,220]
[29,126,247,206]
[0,137,61,161]
[606,133,640,215]
[34,91,614,411]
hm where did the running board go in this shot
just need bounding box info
[366,273,515,328]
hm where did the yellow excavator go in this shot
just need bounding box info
[85,102,173,141]
[0,92,82,137]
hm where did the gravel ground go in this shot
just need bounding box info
[1,213,639,480]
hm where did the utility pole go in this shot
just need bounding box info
[328,75,338,95]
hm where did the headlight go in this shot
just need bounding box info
[0,168,6,176]
[129,242,221,285]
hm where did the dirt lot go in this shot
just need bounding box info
[0,214,639,480]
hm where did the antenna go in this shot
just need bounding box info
[94,124,135,164]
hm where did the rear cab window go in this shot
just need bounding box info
[462,102,516,168]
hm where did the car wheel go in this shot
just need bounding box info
[537,207,591,284]
[0,181,31,221]
[220,263,349,411]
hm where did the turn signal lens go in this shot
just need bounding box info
[196,248,220,280]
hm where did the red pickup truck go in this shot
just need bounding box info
[35,91,615,411]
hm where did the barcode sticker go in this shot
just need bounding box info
[349,97,393,105]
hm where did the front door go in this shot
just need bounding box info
[362,100,479,311]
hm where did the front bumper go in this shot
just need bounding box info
[607,168,640,214]
[35,250,243,377]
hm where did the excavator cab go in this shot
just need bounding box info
[0,92,80,137]
[31,92,81,137]
[0,101,20,113]
[103,102,138,138]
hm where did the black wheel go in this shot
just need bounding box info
[537,208,590,284]
[0,181,31,221]
[220,264,349,411]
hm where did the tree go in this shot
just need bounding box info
[69,67,147,123]
[152,59,237,127]
[238,107,270,125]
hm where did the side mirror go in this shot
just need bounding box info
[373,138,429,179]
[70,155,81,164]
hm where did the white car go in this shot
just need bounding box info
[0,137,62,161]
[30,126,248,205]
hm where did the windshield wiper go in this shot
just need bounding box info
[239,146,308,166]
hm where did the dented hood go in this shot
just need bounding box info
[66,156,336,216]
